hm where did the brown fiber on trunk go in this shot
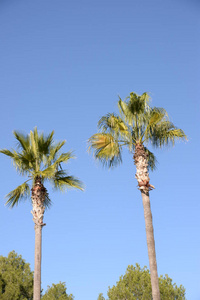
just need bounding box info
[134,143,160,300]
[133,143,150,191]
[31,177,46,300]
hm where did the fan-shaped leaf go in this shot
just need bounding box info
[5,182,30,208]
[88,133,122,167]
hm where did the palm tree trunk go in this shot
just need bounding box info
[134,143,160,300]
[141,190,160,300]
[31,177,46,300]
[34,224,42,300]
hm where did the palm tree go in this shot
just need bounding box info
[88,92,187,300]
[0,128,83,300]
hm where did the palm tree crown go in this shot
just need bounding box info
[89,92,186,171]
[0,127,83,208]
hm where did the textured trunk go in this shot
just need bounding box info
[31,177,46,300]
[134,143,160,300]
[141,190,160,300]
[34,224,42,300]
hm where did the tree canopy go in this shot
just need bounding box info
[0,251,33,300]
[88,92,186,169]
[41,282,74,300]
[0,253,186,299]
[97,293,106,300]
[101,264,185,300]
[0,127,83,208]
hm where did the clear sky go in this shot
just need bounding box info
[0,0,199,299]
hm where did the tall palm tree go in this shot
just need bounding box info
[88,92,186,300]
[0,128,83,300]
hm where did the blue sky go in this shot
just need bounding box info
[0,0,199,299]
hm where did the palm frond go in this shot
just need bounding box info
[88,133,122,167]
[98,114,128,133]
[54,151,75,166]
[14,151,35,175]
[44,192,52,208]
[0,149,33,175]
[0,149,15,158]
[37,164,57,179]
[29,130,39,164]
[45,140,66,166]
[29,128,57,171]
[118,98,135,126]
[118,93,151,138]
[144,147,158,171]
[13,131,30,151]
[148,107,168,126]
[5,182,30,208]
[37,151,75,180]
[52,170,84,191]
[131,127,139,144]
[139,92,151,111]
[38,130,54,155]
[124,92,150,117]
[143,107,168,142]
[151,121,187,147]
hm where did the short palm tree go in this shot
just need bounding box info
[88,92,187,300]
[0,128,83,300]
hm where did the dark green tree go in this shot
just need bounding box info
[89,92,187,300]
[0,128,83,300]
[0,251,33,300]
[42,282,74,300]
[105,264,185,300]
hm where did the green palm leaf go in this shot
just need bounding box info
[143,107,167,141]
[118,92,151,125]
[38,130,54,156]
[88,133,122,167]
[54,152,75,165]
[148,107,168,126]
[53,170,83,191]
[118,98,134,126]
[13,131,30,151]
[0,149,15,158]
[45,140,66,166]
[151,121,187,147]
[98,113,127,131]
[44,192,52,208]
[128,92,149,115]
[30,130,38,160]
[37,164,57,180]
[98,114,130,143]
[144,148,158,171]
[5,182,30,207]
